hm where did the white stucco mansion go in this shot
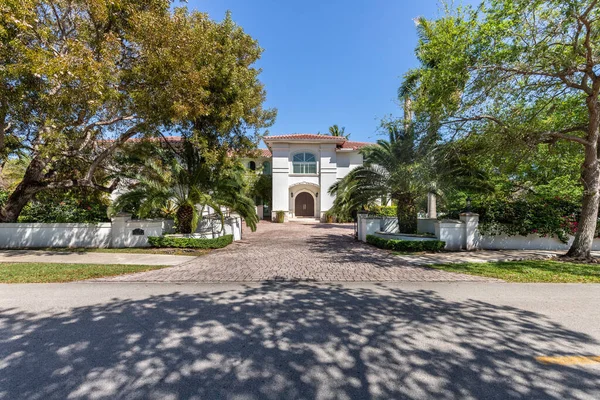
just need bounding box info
[248,134,371,221]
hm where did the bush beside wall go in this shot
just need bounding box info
[366,234,445,252]
[148,235,233,249]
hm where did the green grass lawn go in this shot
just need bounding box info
[428,260,600,283]
[31,247,209,257]
[0,263,169,283]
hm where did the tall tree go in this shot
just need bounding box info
[410,1,600,259]
[0,1,274,222]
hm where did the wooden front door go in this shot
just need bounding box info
[295,192,315,217]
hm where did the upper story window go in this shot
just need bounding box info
[292,152,317,174]
[248,161,256,171]
[262,161,271,175]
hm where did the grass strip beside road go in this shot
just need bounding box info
[0,263,169,283]
[427,260,600,283]
[23,247,209,257]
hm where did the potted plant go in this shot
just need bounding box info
[325,211,334,223]
[275,210,286,223]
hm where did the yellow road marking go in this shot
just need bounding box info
[536,355,600,365]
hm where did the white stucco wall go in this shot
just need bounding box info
[0,223,113,248]
[265,141,364,221]
[336,151,363,179]
[271,143,290,219]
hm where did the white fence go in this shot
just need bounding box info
[0,213,242,249]
[0,223,113,249]
[358,213,598,251]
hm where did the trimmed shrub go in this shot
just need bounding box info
[367,205,397,217]
[148,235,233,249]
[366,234,445,252]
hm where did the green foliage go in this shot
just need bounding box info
[0,263,167,283]
[328,124,350,139]
[407,1,600,257]
[18,189,109,223]
[368,206,397,217]
[114,140,259,233]
[366,235,446,252]
[0,1,275,222]
[330,120,491,233]
[275,211,286,223]
[428,261,600,283]
[474,196,580,244]
[250,174,272,205]
[148,235,233,249]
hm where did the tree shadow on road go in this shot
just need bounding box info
[0,283,598,399]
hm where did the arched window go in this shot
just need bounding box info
[248,161,256,171]
[262,161,271,175]
[292,152,317,174]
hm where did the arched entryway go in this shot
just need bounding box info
[295,192,315,217]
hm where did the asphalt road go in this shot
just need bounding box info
[1,282,599,399]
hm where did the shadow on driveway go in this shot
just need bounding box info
[1,283,598,399]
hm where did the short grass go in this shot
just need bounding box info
[32,247,209,257]
[427,260,600,283]
[0,263,169,283]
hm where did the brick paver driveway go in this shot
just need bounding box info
[99,221,495,282]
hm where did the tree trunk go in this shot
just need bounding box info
[0,156,46,222]
[396,194,417,234]
[566,99,600,259]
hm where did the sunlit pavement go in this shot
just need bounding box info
[1,282,599,399]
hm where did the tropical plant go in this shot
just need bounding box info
[328,125,350,139]
[329,120,492,233]
[114,141,259,234]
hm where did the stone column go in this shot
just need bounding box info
[460,212,480,251]
[427,192,437,219]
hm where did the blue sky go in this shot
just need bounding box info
[186,0,475,144]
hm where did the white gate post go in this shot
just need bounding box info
[460,212,480,250]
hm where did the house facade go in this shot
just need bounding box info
[250,134,370,221]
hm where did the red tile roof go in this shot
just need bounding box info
[340,141,371,150]
[265,134,344,141]
[105,134,368,155]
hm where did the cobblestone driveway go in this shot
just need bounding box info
[99,221,497,282]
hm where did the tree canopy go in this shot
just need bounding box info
[0,0,275,221]
[406,0,600,258]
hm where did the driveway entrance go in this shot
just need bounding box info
[100,221,492,282]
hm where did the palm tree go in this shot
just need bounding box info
[328,124,350,139]
[329,121,491,233]
[114,140,258,234]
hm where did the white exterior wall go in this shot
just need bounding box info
[271,143,290,220]
[0,216,240,249]
[0,223,112,248]
[336,151,363,179]
[319,144,338,219]
[256,141,363,221]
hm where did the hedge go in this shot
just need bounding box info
[148,235,233,249]
[366,234,445,252]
